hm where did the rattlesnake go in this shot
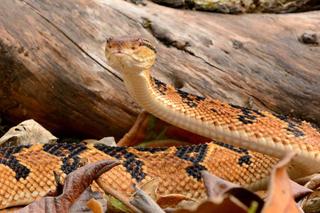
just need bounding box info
[105,36,320,179]
[0,36,319,209]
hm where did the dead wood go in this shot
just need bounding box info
[0,0,319,139]
[150,0,320,13]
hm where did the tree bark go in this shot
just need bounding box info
[0,0,319,139]
[150,0,320,13]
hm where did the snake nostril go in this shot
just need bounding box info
[106,37,113,43]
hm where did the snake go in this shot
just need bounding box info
[105,36,320,177]
[0,36,319,210]
[0,141,276,209]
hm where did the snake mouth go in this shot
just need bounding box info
[106,51,150,73]
[109,51,125,56]
[108,51,146,63]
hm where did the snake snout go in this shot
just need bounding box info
[105,36,157,73]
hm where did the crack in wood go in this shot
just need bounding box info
[21,0,123,82]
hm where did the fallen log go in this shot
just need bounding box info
[0,0,319,139]
[150,0,320,13]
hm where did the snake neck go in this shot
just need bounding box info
[122,70,156,107]
[124,70,278,153]
[122,69,320,178]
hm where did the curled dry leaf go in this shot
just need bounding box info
[86,197,104,213]
[157,194,195,210]
[300,190,320,213]
[170,170,264,213]
[136,172,196,209]
[262,152,300,213]
[130,185,165,213]
[298,173,320,212]
[201,170,239,198]
[0,119,57,147]
[202,171,263,212]
[303,174,320,190]
[17,160,119,213]
[98,137,117,146]
[82,137,117,147]
[289,180,312,201]
[69,188,106,213]
[171,196,247,213]
[136,178,160,201]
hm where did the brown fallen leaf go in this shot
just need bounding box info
[262,152,300,213]
[297,173,320,212]
[137,177,160,201]
[202,171,264,212]
[17,160,119,213]
[0,119,57,147]
[171,196,248,213]
[157,194,195,209]
[300,190,320,213]
[82,137,117,147]
[86,197,104,213]
[130,184,165,213]
[69,188,106,213]
[303,174,320,190]
[201,170,239,198]
[168,170,265,213]
[290,180,312,201]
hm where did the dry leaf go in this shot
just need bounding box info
[300,190,320,213]
[130,185,165,213]
[157,194,194,209]
[98,137,117,146]
[262,152,300,213]
[170,170,266,213]
[17,160,119,213]
[137,178,160,201]
[171,196,248,213]
[69,188,106,213]
[82,137,117,147]
[201,170,239,198]
[202,171,263,212]
[0,119,57,146]
[303,174,320,190]
[86,197,104,213]
[289,180,312,200]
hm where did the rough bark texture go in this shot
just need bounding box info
[150,0,320,13]
[0,0,319,139]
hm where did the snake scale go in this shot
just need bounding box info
[0,36,319,209]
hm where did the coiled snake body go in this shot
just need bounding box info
[0,36,319,209]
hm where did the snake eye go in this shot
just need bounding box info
[143,42,157,53]
[136,38,156,53]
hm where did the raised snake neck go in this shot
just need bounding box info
[105,37,320,179]
[121,70,320,178]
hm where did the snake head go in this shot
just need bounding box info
[105,36,156,74]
